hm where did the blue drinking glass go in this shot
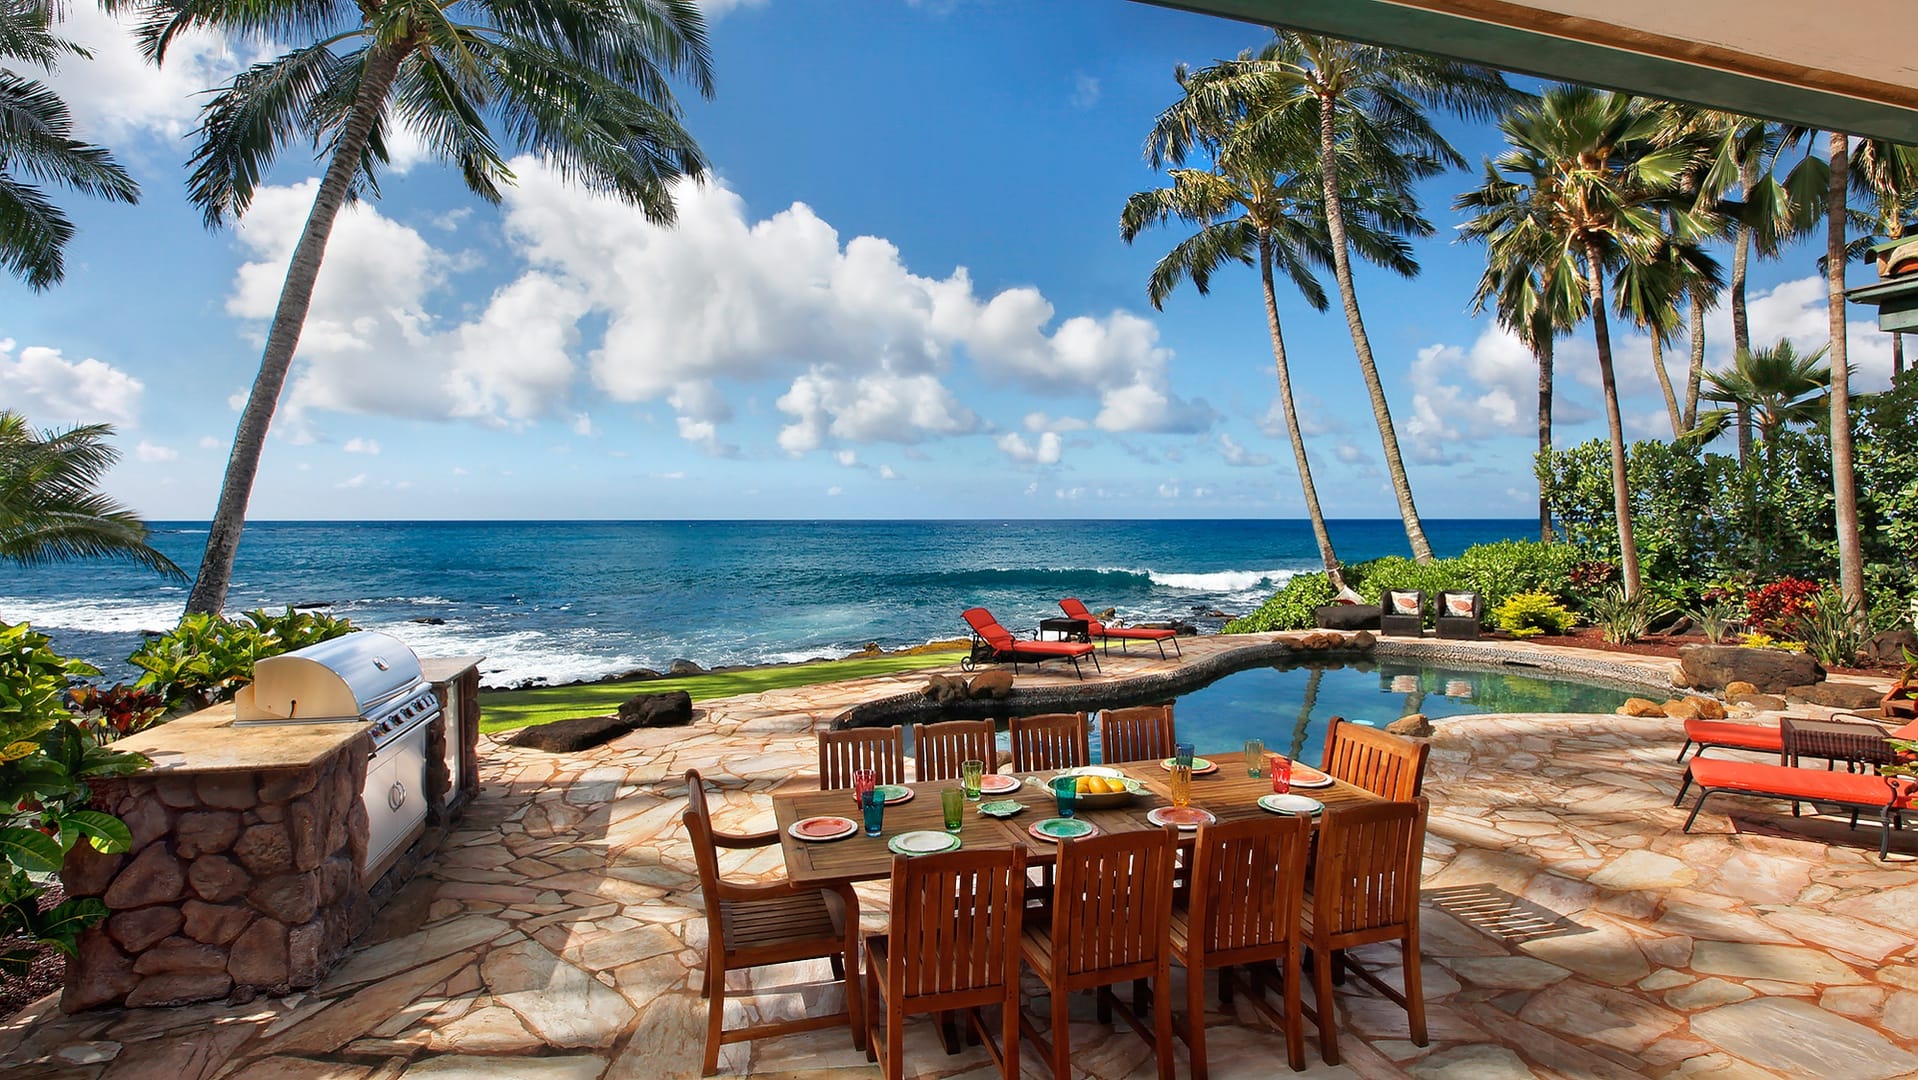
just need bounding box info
[861,789,885,836]
[1051,776,1077,818]
[1175,741,1195,768]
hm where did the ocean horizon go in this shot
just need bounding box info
[4,518,1534,688]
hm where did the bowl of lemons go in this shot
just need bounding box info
[1051,766,1146,810]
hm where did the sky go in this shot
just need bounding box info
[4,0,1901,524]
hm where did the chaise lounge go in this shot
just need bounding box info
[1674,757,1915,859]
[1058,598,1183,660]
[961,607,1100,679]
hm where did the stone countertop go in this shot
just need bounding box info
[114,656,484,776]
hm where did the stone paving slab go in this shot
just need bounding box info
[2,634,1914,1079]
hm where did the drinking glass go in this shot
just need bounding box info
[861,789,885,836]
[851,768,877,810]
[1169,763,1193,808]
[1050,776,1077,818]
[1174,741,1195,768]
[1244,738,1265,777]
[941,787,964,833]
[1269,755,1293,795]
[961,759,986,801]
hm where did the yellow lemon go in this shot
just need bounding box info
[1075,776,1095,794]
[1096,777,1121,794]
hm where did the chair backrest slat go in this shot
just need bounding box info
[1096,704,1175,764]
[1188,814,1308,956]
[1009,712,1090,772]
[912,719,997,782]
[962,607,1016,651]
[681,769,727,908]
[1311,797,1425,939]
[818,725,907,789]
[1051,828,1176,977]
[1320,716,1429,800]
[888,847,1027,999]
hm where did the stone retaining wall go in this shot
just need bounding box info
[59,739,373,1011]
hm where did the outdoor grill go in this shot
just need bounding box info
[233,631,440,875]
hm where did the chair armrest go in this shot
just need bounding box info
[711,826,781,849]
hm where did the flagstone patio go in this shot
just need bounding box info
[2,636,1913,1079]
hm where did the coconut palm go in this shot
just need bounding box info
[1480,85,1717,598]
[1691,340,1833,452]
[105,0,715,615]
[1455,159,1586,540]
[1126,64,1422,588]
[0,0,140,289]
[1169,34,1522,563]
[0,411,183,576]
[1612,221,1725,439]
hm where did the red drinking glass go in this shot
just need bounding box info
[852,768,877,809]
[1269,755,1293,795]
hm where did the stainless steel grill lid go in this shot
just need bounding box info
[235,631,426,722]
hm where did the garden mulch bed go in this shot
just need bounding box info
[0,882,64,1019]
[1518,627,1901,678]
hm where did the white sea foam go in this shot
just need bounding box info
[0,595,186,634]
[381,620,647,688]
[1147,568,1296,593]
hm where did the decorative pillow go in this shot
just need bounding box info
[1444,593,1476,618]
[1389,591,1421,615]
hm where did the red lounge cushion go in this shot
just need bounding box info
[962,607,1016,651]
[1012,640,1095,658]
[1683,719,1783,751]
[1890,718,1918,740]
[1688,758,1904,806]
[1100,626,1178,641]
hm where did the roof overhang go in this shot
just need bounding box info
[1144,1,1918,143]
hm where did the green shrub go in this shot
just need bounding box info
[1587,586,1664,643]
[1493,592,1577,637]
[129,607,356,714]
[1223,573,1336,633]
[1794,587,1868,668]
[1685,597,1742,644]
[1348,540,1579,623]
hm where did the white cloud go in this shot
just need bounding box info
[571,413,595,436]
[826,485,843,496]
[775,370,976,452]
[834,449,859,467]
[198,436,221,449]
[1024,411,1088,432]
[879,464,897,479]
[697,0,768,17]
[0,338,143,426]
[342,437,380,454]
[1334,442,1371,465]
[1217,433,1271,467]
[1708,275,1896,393]
[1071,74,1100,109]
[134,440,176,462]
[996,431,1063,465]
[336,473,367,489]
[1157,481,1181,498]
[46,7,257,144]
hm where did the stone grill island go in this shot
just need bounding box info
[58,657,482,1011]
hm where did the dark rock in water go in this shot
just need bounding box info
[293,602,332,610]
[1864,629,1918,666]
[1786,682,1885,711]
[1676,644,1823,693]
[667,659,704,677]
[410,617,446,626]
[1137,620,1198,636]
[619,668,662,682]
[506,690,694,752]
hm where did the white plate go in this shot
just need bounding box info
[788,816,858,841]
[1282,772,1335,790]
[1258,793,1325,816]
[978,773,1022,794]
[1056,766,1125,779]
[888,830,961,856]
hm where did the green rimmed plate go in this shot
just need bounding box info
[887,830,960,856]
[1258,793,1324,816]
[1027,817,1098,842]
[1160,757,1218,775]
[978,799,1024,818]
[873,784,914,804]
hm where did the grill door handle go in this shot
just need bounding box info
[388,781,407,811]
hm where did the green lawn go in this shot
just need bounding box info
[478,651,966,733]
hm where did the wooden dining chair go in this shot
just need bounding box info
[1020,827,1179,1080]
[1009,712,1090,773]
[1171,815,1311,1076]
[682,769,862,1075]
[1302,797,1428,1065]
[1097,704,1176,764]
[912,718,997,782]
[865,846,1028,1080]
[818,725,907,789]
[1320,716,1429,800]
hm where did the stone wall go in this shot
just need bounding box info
[59,737,373,1011]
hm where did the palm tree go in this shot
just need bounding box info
[1170,34,1522,563]
[1127,64,1422,588]
[0,411,183,576]
[107,0,715,614]
[1612,222,1725,438]
[1480,85,1716,598]
[1691,340,1832,453]
[1455,160,1586,540]
[0,1,140,289]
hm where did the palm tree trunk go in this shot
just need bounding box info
[1826,131,1865,611]
[1583,244,1641,598]
[1895,332,1905,376]
[1260,240,1343,589]
[184,47,407,615]
[1683,290,1706,431]
[1649,333,1683,438]
[1314,88,1434,563]
[1732,158,1755,467]
[1537,334,1553,542]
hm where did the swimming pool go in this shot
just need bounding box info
[1089,659,1648,766]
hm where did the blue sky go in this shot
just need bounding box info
[5,0,1896,525]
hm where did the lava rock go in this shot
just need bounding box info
[967,670,1015,699]
[125,973,232,1008]
[667,659,705,676]
[62,930,137,1012]
[1385,714,1433,737]
[227,918,290,987]
[106,907,183,954]
[1619,698,1668,718]
[1864,629,1918,666]
[103,845,186,909]
[1730,692,1787,712]
[410,617,447,626]
[504,690,695,752]
[1314,604,1382,631]
[1686,695,1729,720]
[922,674,968,704]
[182,901,253,946]
[1786,682,1887,711]
[1662,699,1702,720]
[1724,681,1758,698]
[1676,644,1824,693]
[616,690,694,728]
[174,811,241,860]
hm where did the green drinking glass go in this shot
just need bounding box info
[961,759,985,800]
[941,788,964,833]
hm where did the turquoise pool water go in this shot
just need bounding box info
[1089,659,1647,766]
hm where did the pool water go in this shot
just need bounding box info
[1089,659,1646,767]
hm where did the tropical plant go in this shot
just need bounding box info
[0,622,146,973]
[1169,34,1523,562]
[1689,339,1833,452]
[1223,573,1337,633]
[1486,86,1719,598]
[1493,592,1576,638]
[1738,631,1805,653]
[127,607,355,713]
[65,684,168,741]
[1586,585,1663,644]
[0,0,140,289]
[1685,597,1742,644]
[105,0,717,615]
[1746,577,1822,632]
[1794,587,1868,668]
[1610,215,1725,438]
[0,412,183,577]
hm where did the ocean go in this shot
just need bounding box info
[2,519,1530,689]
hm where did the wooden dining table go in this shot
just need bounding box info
[773,750,1383,887]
